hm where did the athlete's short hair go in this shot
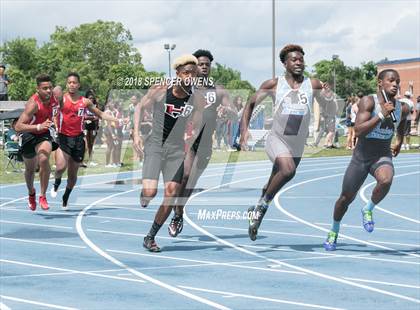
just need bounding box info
[279,44,305,63]
[172,54,198,70]
[36,74,51,85]
[193,49,214,62]
[67,72,80,82]
[378,69,399,80]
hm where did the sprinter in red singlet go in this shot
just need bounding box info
[50,72,118,209]
[15,74,59,211]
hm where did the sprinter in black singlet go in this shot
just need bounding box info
[133,54,199,252]
[167,49,235,237]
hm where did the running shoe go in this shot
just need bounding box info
[361,209,374,233]
[62,201,68,211]
[28,191,36,211]
[248,202,268,241]
[39,195,49,211]
[50,186,58,198]
[168,215,183,237]
[323,231,338,251]
[143,236,161,252]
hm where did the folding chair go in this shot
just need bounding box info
[3,133,23,172]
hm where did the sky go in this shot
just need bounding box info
[1,0,419,87]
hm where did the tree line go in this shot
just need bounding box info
[1,20,376,106]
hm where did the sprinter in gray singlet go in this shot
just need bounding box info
[324,69,409,251]
[240,44,335,241]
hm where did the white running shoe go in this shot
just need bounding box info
[50,187,58,198]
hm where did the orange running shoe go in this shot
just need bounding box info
[39,195,49,211]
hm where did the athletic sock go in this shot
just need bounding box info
[363,200,376,212]
[62,187,72,206]
[331,220,340,233]
[53,178,62,191]
[258,196,271,209]
[173,212,183,220]
[140,191,148,208]
[147,221,162,239]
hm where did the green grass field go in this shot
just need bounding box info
[1,136,419,184]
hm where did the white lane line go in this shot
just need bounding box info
[184,168,420,304]
[0,159,319,209]
[0,268,125,280]
[366,240,420,248]
[0,157,296,190]
[114,259,270,274]
[87,228,217,244]
[0,220,72,230]
[342,277,420,289]
[202,225,420,256]
[178,285,345,310]
[0,171,152,208]
[0,295,78,310]
[1,271,80,280]
[0,237,86,249]
[0,158,414,211]
[274,172,420,259]
[0,301,11,310]
[244,218,298,223]
[86,227,420,265]
[314,222,420,234]
[202,224,325,238]
[0,259,146,284]
[359,171,420,224]
[76,190,230,310]
[105,249,305,275]
[0,154,414,190]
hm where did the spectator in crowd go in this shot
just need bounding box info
[416,96,420,139]
[128,95,138,140]
[230,95,244,146]
[113,102,125,167]
[312,98,338,148]
[346,96,359,149]
[5,119,23,165]
[138,104,153,161]
[400,90,414,150]
[83,89,100,166]
[0,64,10,101]
[104,102,118,167]
[345,97,353,149]
[215,105,231,150]
[6,119,20,150]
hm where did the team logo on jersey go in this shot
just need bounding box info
[204,91,217,107]
[165,103,194,118]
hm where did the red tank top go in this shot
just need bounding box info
[29,93,58,135]
[58,94,87,137]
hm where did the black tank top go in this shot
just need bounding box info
[192,86,222,152]
[149,86,194,146]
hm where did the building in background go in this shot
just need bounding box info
[377,57,420,99]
